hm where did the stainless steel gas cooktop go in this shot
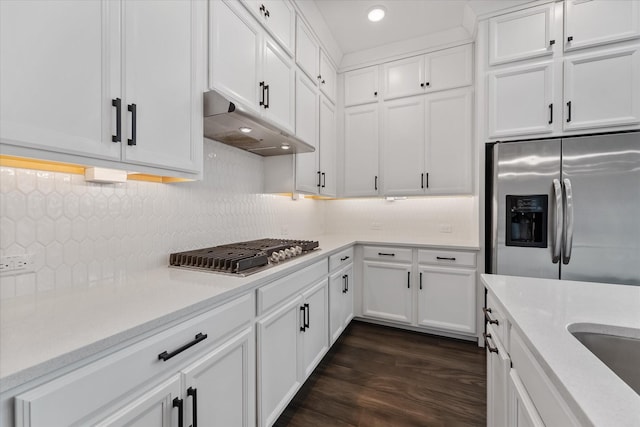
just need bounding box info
[169,238,320,276]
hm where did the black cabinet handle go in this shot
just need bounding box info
[567,36,573,42]
[304,303,310,328]
[259,4,265,14]
[173,397,184,427]
[436,256,456,261]
[187,387,198,427]
[549,39,555,46]
[127,103,137,146]
[566,101,572,123]
[425,82,430,87]
[374,175,378,191]
[548,103,553,124]
[317,171,321,187]
[346,275,349,292]
[300,306,306,331]
[483,307,499,325]
[421,173,424,189]
[378,252,395,257]
[407,271,410,289]
[374,91,378,96]
[112,98,121,143]
[483,333,499,354]
[419,272,423,290]
[342,274,347,293]
[265,9,270,18]
[259,81,265,106]
[425,172,429,189]
[340,256,350,261]
[158,333,208,361]
[264,84,270,109]
[317,75,322,80]
[420,82,425,88]
[321,172,326,188]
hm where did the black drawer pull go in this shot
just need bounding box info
[483,333,499,354]
[378,252,395,257]
[340,256,350,261]
[483,307,499,325]
[300,305,306,331]
[173,397,184,427]
[419,272,422,290]
[187,387,198,427]
[111,98,121,143]
[127,103,137,146]
[158,333,208,361]
[407,271,410,288]
[436,256,456,261]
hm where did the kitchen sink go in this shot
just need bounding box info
[571,329,640,395]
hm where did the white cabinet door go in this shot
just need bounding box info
[488,61,554,138]
[95,376,181,427]
[319,96,336,196]
[295,17,319,82]
[329,265,353,345]
[488,3,556,65]
[301,279,329,379]
[417,266,476,334]
[209,0,261,112]
[295,72,318,146]
[257,297,302,427]
[0,0,120,160]
[381,96,425,196]
[182,328,255,427]
[509,370,545,427]
[425,44,473,92]
[382,55,424,100]
[344,66,380,106]
[122,0,202,173]
[362,261,413,324]
[262,37,295,134]
[344,104,379,197]
[424,88,473,195]
[564,45,640,131]
[565,0,640,51]
[486,325,510,427]
[261,0,295,56]
[319,51,337,103]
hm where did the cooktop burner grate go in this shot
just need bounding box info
[169,238,319,275]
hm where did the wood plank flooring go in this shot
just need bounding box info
[274,320,486,427]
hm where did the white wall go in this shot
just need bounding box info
[0,139,325,299]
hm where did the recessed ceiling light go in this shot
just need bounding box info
[281,143,291,150]
[368,6,386,22]
[239,126,252,133]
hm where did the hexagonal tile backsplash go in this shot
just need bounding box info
[0,140,325,299]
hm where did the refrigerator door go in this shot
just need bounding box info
[493,139,562,279]
[561,133,640,285]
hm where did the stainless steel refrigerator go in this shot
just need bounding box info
[487,131,640,285]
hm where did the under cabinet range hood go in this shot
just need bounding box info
[203,90,314,156]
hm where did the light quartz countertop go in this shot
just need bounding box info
[481,274,640,427]
[0,234,478,392]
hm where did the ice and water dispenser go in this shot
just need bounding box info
[505,195,548,247]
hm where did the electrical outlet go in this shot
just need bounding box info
[0,254,35,274]
[439,223,453,233]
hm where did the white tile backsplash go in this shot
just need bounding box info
[0,139,479,299]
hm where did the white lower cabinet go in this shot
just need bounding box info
[362,260,413,324]
[508,369,544,427]
[485,324,510,427]
[329,264,354,344]
[14,293,255,427]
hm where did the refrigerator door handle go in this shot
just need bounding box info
[562,178,574,265]
[552,179,563,264]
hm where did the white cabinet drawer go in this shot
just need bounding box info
[418,249,476,268]
[15,293,254,427]
[329,247,354,272]
[257,258,328,315]
[509,329,580,427]
[362,246,412,263]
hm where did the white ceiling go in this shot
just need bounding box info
[314,0,534,54]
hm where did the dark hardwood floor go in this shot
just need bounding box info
[274,320,486,427]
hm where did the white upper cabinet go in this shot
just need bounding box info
[344,66,380,107]
[564,0,640,52]
[344,104,379,197]
[564,45,640,131]
[488,61,555,138]
[381,96,425,196]
[1,0,203,177]
[319,95,337,196]
[262,37,295,133]
[295,72,318,147]
[295,17,319,82]
[0,0,120,160]
[382,44,473,100]
[488,3,556,65]
[424,88,473,195]
[209,0,261,112]
[242,0,295,55]
[318,51,337,104]
[121,0,203,173]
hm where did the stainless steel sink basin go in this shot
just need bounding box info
[572,331,640,395]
